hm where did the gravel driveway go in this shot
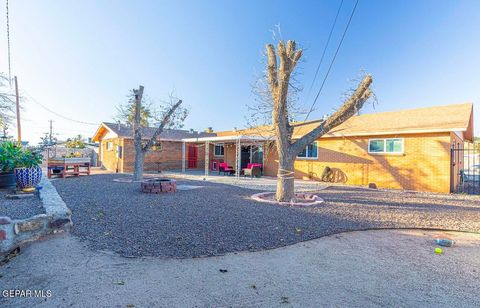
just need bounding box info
[0,189,44,220]
[52,174,480,258]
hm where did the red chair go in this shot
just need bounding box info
[219,162,235,176]
[243,163,263,177]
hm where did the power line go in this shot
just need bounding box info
[5,0,12,85]
[23,91,98,126]
[304,0,360,121]
[305,0,344,102]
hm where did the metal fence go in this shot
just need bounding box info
[452,142,480,194]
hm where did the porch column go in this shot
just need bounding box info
[182,141,186,173]
[205,141,210,177]
[236,138,241,179]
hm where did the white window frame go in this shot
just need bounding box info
[297,142,318,159]
[368,138,404,154]
[214,143,224,156]
[106,141,113,151]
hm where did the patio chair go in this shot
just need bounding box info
[219,162,235,176]
[243,164,262,178]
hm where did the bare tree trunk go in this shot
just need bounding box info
[132,85,144,181]
[276,152,295,201]
[133,145,144,181]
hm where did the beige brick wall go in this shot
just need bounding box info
[264,133,452,193]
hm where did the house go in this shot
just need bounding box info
[92,123,215,173]
[93,102,473,193]
[182,102,473,193]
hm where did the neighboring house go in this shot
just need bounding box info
[92,123,215,173]
[93,102,473,193]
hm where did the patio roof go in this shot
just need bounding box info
[181,135,270,143]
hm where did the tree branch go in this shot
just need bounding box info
[142,99,183,152]
[292,74,373,154]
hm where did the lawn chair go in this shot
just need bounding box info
[219,162,235,176]
[243,163,262,178]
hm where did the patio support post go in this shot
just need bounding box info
[205,141,210,177]
[182,141,186,173]
[236,138,241,179]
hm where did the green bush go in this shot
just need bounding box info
[0,141,42,171]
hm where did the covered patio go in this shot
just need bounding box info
[181,135,269,178]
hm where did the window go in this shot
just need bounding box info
[368,138,403,154]
[214,144,224,156]
[106,141,113,151]
[297,142,318,159]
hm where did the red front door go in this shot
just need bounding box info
[187,144,198,169]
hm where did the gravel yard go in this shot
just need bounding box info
[52,174,480,258]
[0,189,44,220]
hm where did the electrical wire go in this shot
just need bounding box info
[5,0,12,85]
[305,0,344,102]
[23,91,98,125]
[304,0,360,121]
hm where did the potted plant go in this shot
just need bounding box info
[0,141,21,188]
[14,147,43,192]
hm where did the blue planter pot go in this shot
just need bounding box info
[14,166,42,190]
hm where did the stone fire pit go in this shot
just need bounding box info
[141,178,177,194]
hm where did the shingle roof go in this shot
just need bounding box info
[216,102,474,140]
[100,122,215,141]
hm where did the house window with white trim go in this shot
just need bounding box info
[214,144,224,156]
[106,141,113,151]
[368,138,403,154]
[298,142,318,159]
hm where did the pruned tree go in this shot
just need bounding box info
[0,74,15,130]
[118,86,188,181]
[263,40,373,201]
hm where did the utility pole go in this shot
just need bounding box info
[49,120,53,144]
[14,76,21,145]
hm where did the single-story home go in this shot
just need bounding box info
[92,123,215,173]
[93,102,473,193]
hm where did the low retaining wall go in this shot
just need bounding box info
[0,177,72,256]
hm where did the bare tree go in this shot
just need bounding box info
[118,86,188,180]
[263,40,373,202]
[0,74,15,130]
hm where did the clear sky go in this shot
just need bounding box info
[1,0,479,143]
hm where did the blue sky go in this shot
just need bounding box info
[1,0,479,143]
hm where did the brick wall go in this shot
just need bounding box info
[99,138,217,173]
[264,132,452,193]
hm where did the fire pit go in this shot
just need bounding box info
[141,178,177,194]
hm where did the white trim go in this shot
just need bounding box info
[105,141,114,151]
[317,127,468,139]
[182,135,268,143]
[297,141,318,159]
[213,143,225,157]
[368,138,404,154]
[92,123,119,142]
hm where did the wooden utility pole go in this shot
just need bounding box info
[14,76,21,145]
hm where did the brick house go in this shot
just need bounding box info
[92,123,215,173]
[182,102,473,193]
[94,102,473,193]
